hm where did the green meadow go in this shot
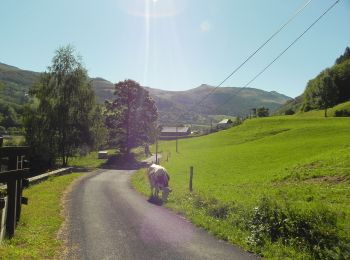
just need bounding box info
[132,114,350,259]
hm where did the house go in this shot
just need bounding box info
[216,119,233,129]
[160,126,191,137]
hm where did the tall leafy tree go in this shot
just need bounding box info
[302,47,350,113]
[25,45,98,167]
[335,46,350,65]
[105,79,158,155]
[315,70,339,117]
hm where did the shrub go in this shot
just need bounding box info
[7,127,24,135]
[247,197,350,259]
[334,109,350,117]
[285,109,295,115]
[192,194,232,219]
[0,126,6,135]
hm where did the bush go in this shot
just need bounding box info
[0,126,6,135]
[192,195,232,219]
[334,109,350,117]
[285,109,295,115]
[247,197,349,259]
[7,127,25,135]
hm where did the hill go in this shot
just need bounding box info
[91,80,292,125]
[132,115,350,259]
[276,47,350,115]
[0,62,291,127]
[0,63,39,105]
[144,84,291,125]
[0,63,41,128]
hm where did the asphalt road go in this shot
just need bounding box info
[63,168,258,260]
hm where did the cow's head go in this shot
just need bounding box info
[162,187,172,201]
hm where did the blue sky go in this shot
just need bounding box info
[0,0,349,97]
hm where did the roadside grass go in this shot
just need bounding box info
[0,173,81,259]
[132,116,350,259]
[69,149,117,169]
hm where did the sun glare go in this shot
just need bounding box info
[119,0,186,18]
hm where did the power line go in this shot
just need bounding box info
[174,0,313,123]
[210,0,341,116]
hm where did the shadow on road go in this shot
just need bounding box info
[100,154,150,170]
[147,196,164,206]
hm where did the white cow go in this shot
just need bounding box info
[147,164,171,201]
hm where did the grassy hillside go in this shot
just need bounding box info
[294,101,350,118]
[132,116,350,259]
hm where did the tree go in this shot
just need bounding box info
[90,106,108,150]
[25,45,98,167]
[335,46,350,65]
[251,108,257,117]
[1,105,19,128]
[257,107,269,117]
[332,59,350,103]
[284,108,295,115]
[314,70,339,117]
[105,79,158,155]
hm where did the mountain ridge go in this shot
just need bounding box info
[0,62,292,126]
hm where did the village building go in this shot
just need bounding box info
[160,126,191,137]
[216,119,233,130]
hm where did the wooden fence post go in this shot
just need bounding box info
[6,154,17,238]
[189,166,193,192]
[6,180,17,237]
[16,179,22,222]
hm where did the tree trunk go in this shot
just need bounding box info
[324,107,327,117]
[126,99,131,156]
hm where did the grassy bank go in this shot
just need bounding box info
[132,116,350,259]
[0,173,81,259]
[295,101,350,118]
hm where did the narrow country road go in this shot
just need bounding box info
[62,165,258,259]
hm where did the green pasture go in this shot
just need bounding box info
[132,115,350,259]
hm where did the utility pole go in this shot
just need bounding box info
[155,136,158,164]
[155,125,160,164]
[176,126,178,153]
